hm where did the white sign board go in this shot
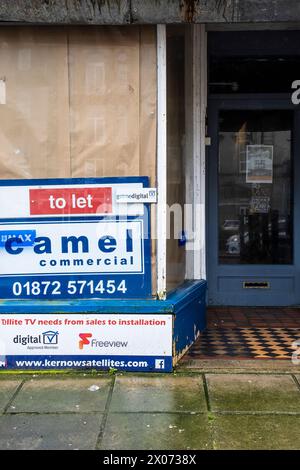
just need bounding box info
[246,145,273,184]
[0,219,143,276]
[116,188,157,203]
[0,178,151,299]
[0,314,173,372]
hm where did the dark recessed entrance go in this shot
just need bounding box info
[207,31,300,306]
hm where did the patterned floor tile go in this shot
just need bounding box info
[185,328,300,360]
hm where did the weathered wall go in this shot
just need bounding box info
[0,1,300,25]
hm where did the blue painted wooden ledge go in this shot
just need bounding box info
[0,280,207,315]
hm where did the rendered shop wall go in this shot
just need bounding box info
[0,25,157,293]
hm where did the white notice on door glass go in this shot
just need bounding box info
[0,80,6,105]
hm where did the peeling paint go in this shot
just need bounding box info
[172,338,177,356]
[173,320,201,366]
[157,289,167,300]
[173,329,201,365]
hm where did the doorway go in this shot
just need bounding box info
[206,31,300,306]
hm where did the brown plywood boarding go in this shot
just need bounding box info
[69,26,157,293]
[69,26,156,182]
[69,27,140,177]
[0,27,70,179]
[0,25,156,181]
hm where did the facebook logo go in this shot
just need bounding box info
[0,356,6,368]
[155,359,165,370]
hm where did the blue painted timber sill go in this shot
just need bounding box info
[0,280,207,315]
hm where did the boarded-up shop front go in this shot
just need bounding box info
[0,24,206,372]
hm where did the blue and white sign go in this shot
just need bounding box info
[116,187,157,203]
[0,177,151,299]
[0,313,173,372]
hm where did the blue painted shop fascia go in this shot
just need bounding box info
[0,280,207,370]
[0,280,207,316]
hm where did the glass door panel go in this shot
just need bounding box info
[218,110,293,265]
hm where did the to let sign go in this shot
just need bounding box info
[30,187,112,215]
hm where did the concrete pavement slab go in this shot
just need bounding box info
[100,413,212,450]
[178,359,300,372]
[9,378,111,413]
[206,374,300,412]
[110,376,207,412]
[212,415,300,450]
[0,380,22,413]
[0,413,103,450]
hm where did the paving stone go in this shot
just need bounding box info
[100,413,212,450]
[0,380,22,413]
[206,374,300,412]
[110,376,207,412]
[0,413,102,450]
[9,378,111,413]
[212,415,300,450]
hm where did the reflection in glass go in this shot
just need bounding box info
[218,110,293,264]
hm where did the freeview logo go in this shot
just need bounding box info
[79,333,92,350]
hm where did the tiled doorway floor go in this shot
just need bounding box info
[181,308,300,360]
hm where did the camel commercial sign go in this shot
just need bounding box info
[0,178,151,299]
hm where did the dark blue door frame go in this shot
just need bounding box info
[207,94,300,306]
